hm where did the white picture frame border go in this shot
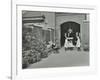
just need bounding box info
[11,0,97,80]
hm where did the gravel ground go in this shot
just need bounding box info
[27,47,89,69]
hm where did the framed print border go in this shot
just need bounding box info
[11,1,97,80]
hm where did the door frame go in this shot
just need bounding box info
[60,21,80,47]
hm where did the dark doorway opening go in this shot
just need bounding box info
[60,21,80,47]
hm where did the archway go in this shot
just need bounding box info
[60,21,80,47]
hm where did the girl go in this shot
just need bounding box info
[75,32,81,50]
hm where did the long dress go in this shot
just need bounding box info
[64,38,74,48]
[64,38,68,48]
[64,32,75,48]
[76,36,81,47]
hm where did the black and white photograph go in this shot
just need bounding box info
[22,11,90,69]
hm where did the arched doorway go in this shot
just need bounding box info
[60,21,80,47]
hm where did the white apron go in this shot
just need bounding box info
[76,37,81,47]
[64,38,74,48]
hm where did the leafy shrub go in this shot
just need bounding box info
[22,26,49,68]
[83,43,89,51]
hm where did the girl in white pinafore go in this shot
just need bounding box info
[76,32,81,48]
